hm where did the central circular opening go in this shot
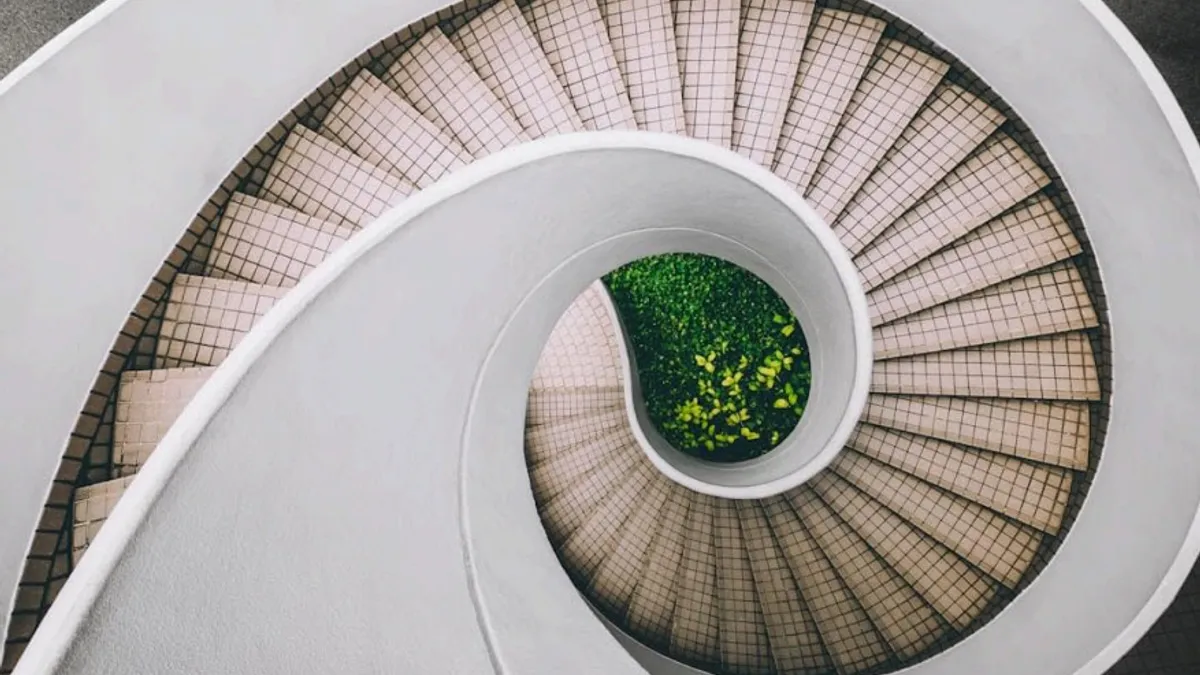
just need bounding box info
[602,253,812,463]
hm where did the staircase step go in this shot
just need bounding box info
[597,0,686,133]
[834,84,1006,255]
[736,501,833,673]
[713,500,772,674]
[855,135,1051,289]
[626,485,692,648]
[833,450,1041,587]
[451,0,584,137]
[849,424,1073,533]
[207,193,354,287]
[538,431,641,546]
[590,475,673,617]
[811,471,997,630]
[531,282,623,390]
[156,276,287,368]
[113,367,214,477]
[868,195,1080,325]
[525,407,627,466]
[873,262,1099,359]
[324,71,471,188]
[529,426,632,504]
[71,476,135,565]
[791,488,946,659]
[386,29,528,157]
[762,494,892,673]
[524,0,637,130]
[525,385,623,427]
[862,395,1091,470]
[673,0,739,147]
[262,126,414,226]
[670,493,720,666]
[871,333,1101,400]
[731,0,815,165]
[559,462,657,581]
[773,10,884,192]
[805,40,948,223]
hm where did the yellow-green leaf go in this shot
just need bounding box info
[774,398,790,409]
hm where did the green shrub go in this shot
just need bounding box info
[602,253,812,463]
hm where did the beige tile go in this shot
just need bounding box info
[156,276,288,368]
[670,493,720,666]
[113,367,213,477]
[626,485,692,647]
[673,0,739,147]
[525,407,628,466]
[713,500,772,674]
[598,0,686,133]
[559,462,657,580]
[529,425,632,504]
[71,476,136,565]
[530,282,623,391]
[538,428,641,546]
[525,386,623,427]
[589,474,673,617]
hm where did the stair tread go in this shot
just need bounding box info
[598,0,686,133]
[731,0,815,165]
[531,282,622,390]
[559,462,658,580]
[805,40,948,223]
[113,366,214,476]
[451,0,584,137]
[626,485,692,648]
[538,428,641,546]
[386,28,529,157]
[524,0,637,130]
[669,492,721,666]
[868,194,1081,325]
[526,386,624,427]
[157,276,287,368]
[773,9,885,192]
[673,0,739,147]
[525,407,627,466]
[713,500,773,674]
[324,70,471,188]
[71,476,136,564]
[529,425,631,504]
[590,474,673,617]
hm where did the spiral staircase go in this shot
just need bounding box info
[0,0,1198,673]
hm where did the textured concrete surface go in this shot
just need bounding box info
[0,0,103,76]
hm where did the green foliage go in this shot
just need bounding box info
[603,253,812,463]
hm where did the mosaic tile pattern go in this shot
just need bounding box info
[156,276,287,368]
[598,0,686,133]
[673,0,739,147]
[70,476,136,565]
[112,367,212,477]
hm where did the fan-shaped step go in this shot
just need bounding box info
[854,135,1051,289]
[597,0,685,133]
[113,367,213,477]
[848,424,1072,533]
[805,40,948,223]
[71,476,134,565]
[538,427,642,545]
[523,0,637,130]
[589,476,674,617]
[832,450,1041,587]
[867,194,1081,325]
[810,470,997,630]
[862,394,1090,469]
[558,462,658,582]
[205,193,354,287]
[670,492,721,665]
[872,261,1099,359]
[713,500,772,674]
[525,407,627,465]
[731,0,815,165]
[450,0,584,137]
[673,0,739,147]
[261,126,415,226]
[834,83,1006,255]
[526,385,623,426]
[529,424,634,503]
[530,282,623,390]
[773,9,885,192]
[762,494,893,673]
[156,276,287,368]
[790,488,947,659]
[625,485,691,648]
[736,501,833,674]
[872,333,1101,400]
[385,28,528,156]
[323,70,471,188]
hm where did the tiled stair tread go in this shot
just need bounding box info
[731,0,815,165]
[523,0,637,130]
[855,135,1052,289]
[71,476,136,564]
[324,70,470,188]
[868,194,1081,325]
[385,28,528,156]
[538,432,641,545]
[208,193,355,288]
[626,485,692,646]
[670,493,721,665]
[524,407,627,466]
[871,333,1102,400]
[736,501,833,673]
[529,425,632,503]
[872,261,1099,359]
[811,471,997,629]
[525,386,623,427]
[590,475,673,616]
[673,0,739,147]
[834,83,1006,256]
[713,500,772,674]
[262,126,415,227]
[157,276,288,368]
[862,395,1091,469]
[531,282,622,390]
[791,488,945,659]
[773,9,885,192]
[559,462,657,580]
[849,424,1073,533]
[598,0,686,133]
[833,450,1042,587]
[450,0,584,138]
[113,367,214,476]
[805,39,948,224]
[762,495,893,673]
